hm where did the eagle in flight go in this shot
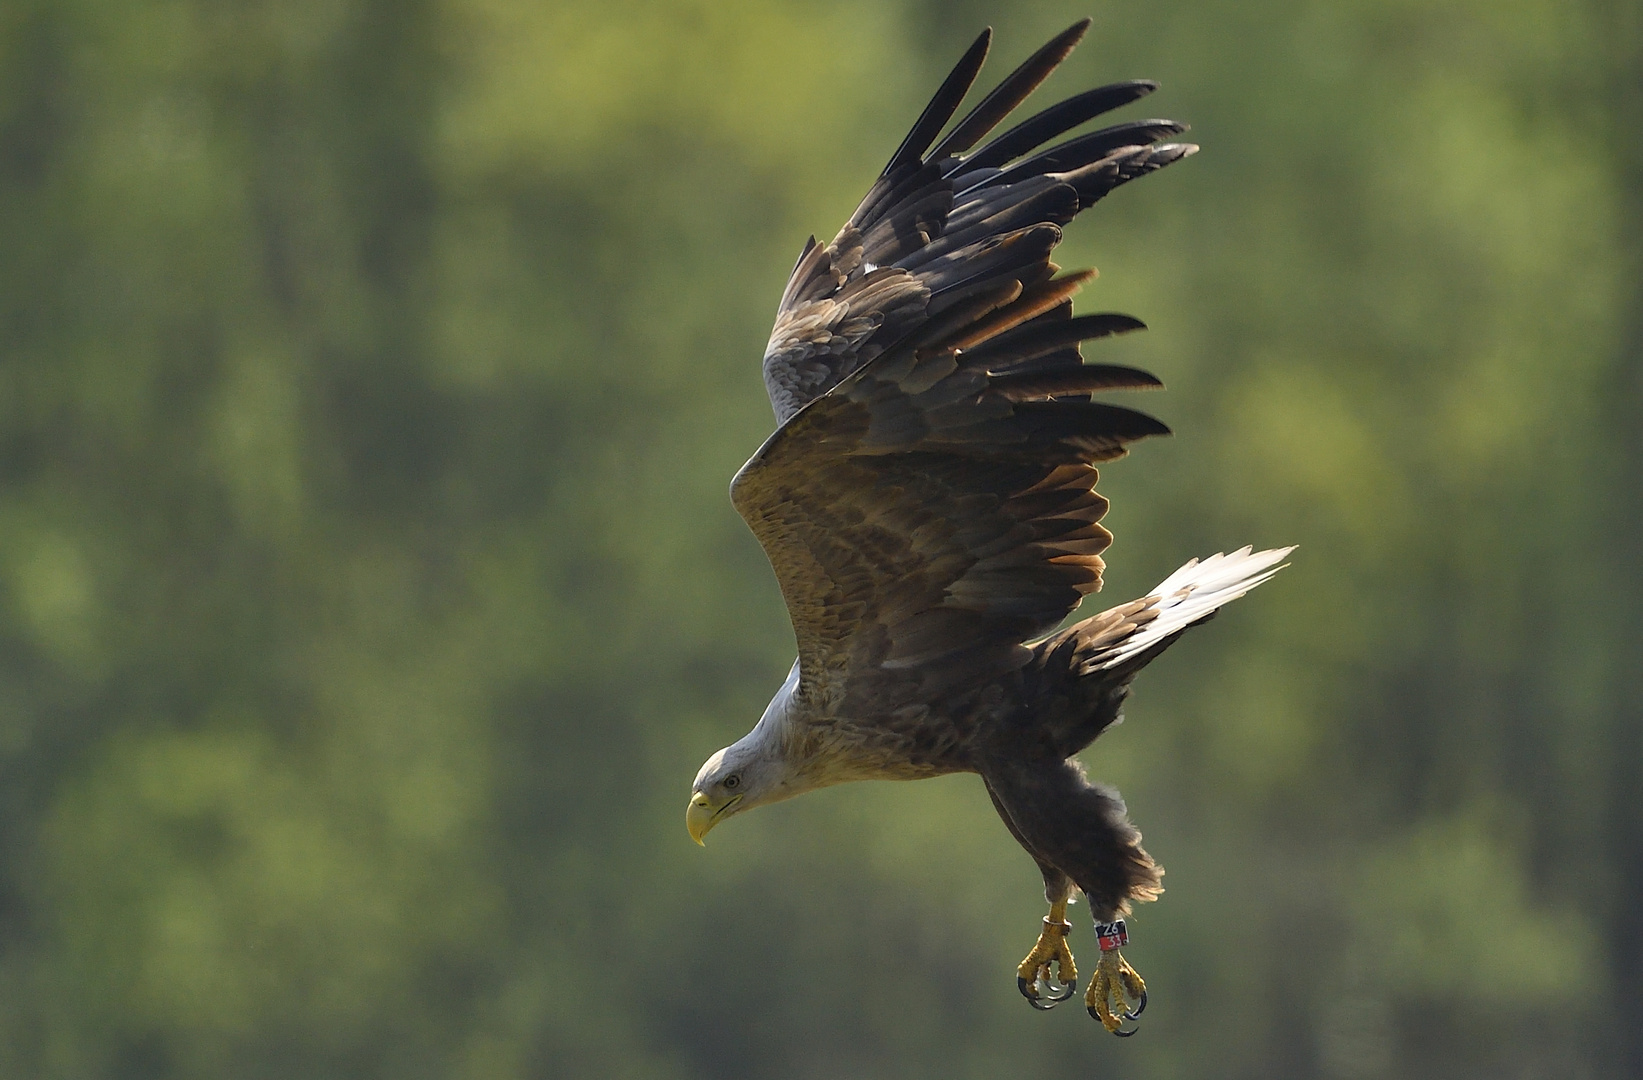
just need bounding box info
[687,19,1291,1034]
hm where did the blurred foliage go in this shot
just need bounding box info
[0,0,1639,1077]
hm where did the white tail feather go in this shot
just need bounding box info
[1089,545,1295,671]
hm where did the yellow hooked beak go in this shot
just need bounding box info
[686,791,742,845]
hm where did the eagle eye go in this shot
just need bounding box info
[722,774,741,790]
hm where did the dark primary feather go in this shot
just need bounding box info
[962,312,1149,372]
[882,28,993,178]
[956,80,1160,174]
[990,365,1162,400]
[925,19,1091,163]
[953,120,1189,197]
[761,19,1193,425]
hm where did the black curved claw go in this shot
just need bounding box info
[1124,989,1148,1020]
[1088,1004,1140,1036]
[1019,972,1077,1010]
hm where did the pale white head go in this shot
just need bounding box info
[686,661,805,844]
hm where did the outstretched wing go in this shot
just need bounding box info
[761,19,1192,423]
[733,23,1190,714]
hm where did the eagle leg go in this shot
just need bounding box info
[1016,897,1078,1009]
[1086,918,1146,1035]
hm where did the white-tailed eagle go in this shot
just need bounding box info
[687,20,1292,1034]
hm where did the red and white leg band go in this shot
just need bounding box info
[1093,918,1128,952]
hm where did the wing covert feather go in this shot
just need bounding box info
[734,315,1167,707]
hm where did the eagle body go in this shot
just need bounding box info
[687,20,1292,1028]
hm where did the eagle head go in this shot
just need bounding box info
[687,661,809,844]
[686,742,779,845]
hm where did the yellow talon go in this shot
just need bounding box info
[1086,948,1146,1034]
[1017,915,1078,1008]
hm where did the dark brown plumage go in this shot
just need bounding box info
[689,20,1292,1031]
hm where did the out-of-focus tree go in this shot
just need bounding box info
[0,1,1636,1077]
[1594,0,1643,1074]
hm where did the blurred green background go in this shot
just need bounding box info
[1,0,1640,1076]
